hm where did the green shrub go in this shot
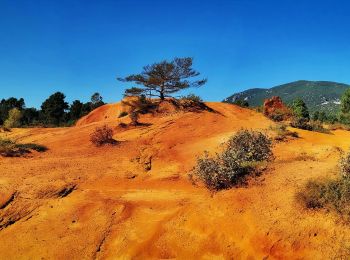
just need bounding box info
[290,117,311,130]
[297,178,350,218]
[90,125,116,147]
[192,129,273,190]
[290,98,310,120]
[226,129,273,162]
[309,121,330,134]
[0,138,47,157]
[16,143,48,152]
[291,118,330,133]
[4,108,22,129]
[180,94,203,103]
[233,99,249,108]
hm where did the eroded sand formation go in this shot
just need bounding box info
[1,102,350,259]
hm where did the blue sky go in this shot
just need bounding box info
[1,0,350,108]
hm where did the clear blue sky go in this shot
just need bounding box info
[1,0,350,108]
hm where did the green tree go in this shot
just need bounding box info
[339,89,350,124]
[233,99,249,108]
[118,57,207,100]
[291,98,310,120]
[312,111,320,121]
[4,108,22,128]
[41,92,69,125]
[69,100,84,120]
[0,97,25,125]
[341,89,350,114]
[21,108,40,126]
[91,92,104,109]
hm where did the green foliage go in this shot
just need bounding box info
[290,117,311,130]
[341,89,350,114]
[309,121,331,134]
[4,108,22,128]
[313,111,338,124]
[69,100,84,121]
[90,92,105,109]
[41,92,69,125]
[226,129,273,162]
[233,99,249,107]
[225,80,349,114]
[21,108,40,126]
[1,91,105,127]
[124,87,146,97]
[290,98,310,120]
[290,118,330,133]
[0,97,25,125]
[180,94,203,103]
[298,177,350,218]
[90,125,116,147]
[192,130,273,190]
[118,57,207,100]
[0,138,47,157]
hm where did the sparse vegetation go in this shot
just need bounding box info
[340,150,350,178]
[290,118,330,133]
[180,94,203,103]
[4,108,22,129]
[90,125,117,147]
[270,124,298,141]
[118,57,207,100]
[191,129,273,190]
[233,99,249,108]
[297,149,350,220]
[0,138,47,157]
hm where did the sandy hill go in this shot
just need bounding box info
[1,102,350,259]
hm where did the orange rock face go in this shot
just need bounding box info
[1,102,350,259]
[263,96,291,120]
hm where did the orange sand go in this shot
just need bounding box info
[1,102,350,259]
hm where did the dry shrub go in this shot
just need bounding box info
[270,124,299,141]
[90,125,116,147]
[297,149,350,220]
[291,118,330,134]
[328,123,350,131]
[180,94,203,103]
[191,129,273,190]
[0,138,47,157]
[340,150,350,178]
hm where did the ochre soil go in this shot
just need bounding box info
[1,102,350,259]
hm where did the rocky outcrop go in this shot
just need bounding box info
[263,96,291,121]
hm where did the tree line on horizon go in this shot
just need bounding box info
[0,92,105,128]
[1,57,207,129]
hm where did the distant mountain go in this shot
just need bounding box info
[224,80,350,114]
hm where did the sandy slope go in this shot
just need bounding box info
[1,102,350,259]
